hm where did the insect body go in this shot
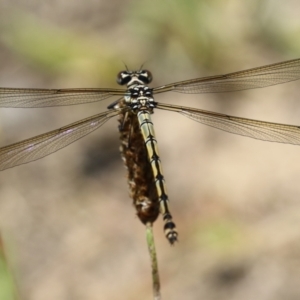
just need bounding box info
[117,70,177,244]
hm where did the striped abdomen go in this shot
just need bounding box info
[137,110,177,244]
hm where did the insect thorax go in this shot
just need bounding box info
[125,85,156,112]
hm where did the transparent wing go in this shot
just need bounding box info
[0,109,120,170]
[157,102,300,145]
[0,88,125,107]
[153,58,300,94]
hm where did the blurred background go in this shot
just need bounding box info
[0,0,300,299]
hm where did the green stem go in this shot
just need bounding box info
[146,223,161,300]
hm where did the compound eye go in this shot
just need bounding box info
[138,70,152,84]
[117,71,131,85]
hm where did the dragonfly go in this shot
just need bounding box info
[1,58,300,244]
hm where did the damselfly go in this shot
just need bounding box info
[1,58,300,243]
